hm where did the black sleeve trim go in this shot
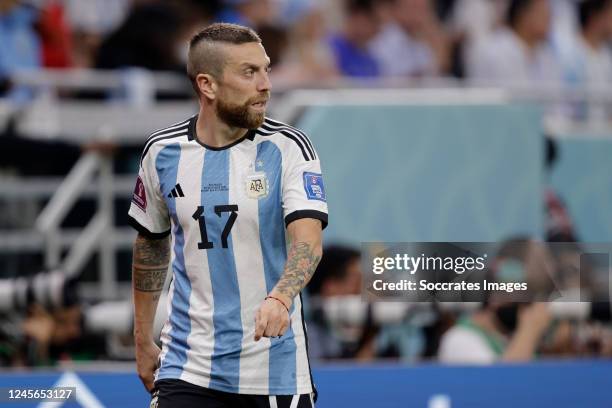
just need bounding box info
[128,216,171,239]
[284,210,328,230]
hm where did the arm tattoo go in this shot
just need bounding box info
[275,241,321,300]
[133,235,170,292]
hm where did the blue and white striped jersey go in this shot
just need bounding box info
[128,115,328,395]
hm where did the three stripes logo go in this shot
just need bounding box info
[168,184,185,198]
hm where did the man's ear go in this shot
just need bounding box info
[196,73,218,100]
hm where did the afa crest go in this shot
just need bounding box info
[246,173,269,199]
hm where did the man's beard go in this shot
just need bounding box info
[216,95,267,129]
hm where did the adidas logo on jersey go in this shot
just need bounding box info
[168,184,185,198]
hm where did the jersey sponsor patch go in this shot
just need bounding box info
[132,176,147,211]
[303,172,326,202]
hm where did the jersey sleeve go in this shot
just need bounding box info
[282,142,329,229]
[127,151,171,238]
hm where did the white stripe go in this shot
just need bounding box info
[143,129,189,152]
[289,394,299,408]
[264,118,314,150]
[157,235,176,378]
[176,147,214,388]
[310,393,315,407]
[291,295,313,394]
[148,126,189,141]
[269,396,278,408]
[148,119,190,139]
[260,124,314,160]
[230,147,271,393]
[140,132,189,165]
[264,119,316,159]
[256,128,312,161]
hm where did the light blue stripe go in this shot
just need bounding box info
[155,144,191,380]
[256,141,297,394]
[203,149,243,392]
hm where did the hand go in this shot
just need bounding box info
[254,296,291,341]
[22,304,54,345]
[135,339,161,392]
[518,303,552,336]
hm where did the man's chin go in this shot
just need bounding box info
[248,110,266,128]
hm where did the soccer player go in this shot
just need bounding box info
[128,23,327,408]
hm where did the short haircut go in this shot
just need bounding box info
[579,0,612,29]
[308,245,360,296]
[187,23,261,92]
[506,0,536,28]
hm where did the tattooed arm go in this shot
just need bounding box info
[254,218,322,340]
[132,233,170,391]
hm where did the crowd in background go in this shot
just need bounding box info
[1,0,612,367]
[308,241,612,364]
[1,1,612,103]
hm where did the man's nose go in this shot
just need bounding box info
[257,71,271,93]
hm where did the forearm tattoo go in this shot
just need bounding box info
[276,241,321,301]
[133,235,170,293]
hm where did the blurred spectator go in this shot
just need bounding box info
[562,0,612,121]
[19,303,82,366]
[0,0,41,99]
[549,0,580,63]
[272,1,338,86]
[306,245,377,360]
[38,0,72,68]
[95,3,184,72]
[467,0,562,85]
[258,24,290,67]
[438,239,556,363]
[0,278,82,367]
[65,0,129,36]
[449,0,507,76]
[450,0,507,45]
[329,0,381,77]
[544,136,578,242]
[64,0,130,68]
[369,0,451,77]
[216,0,278,28]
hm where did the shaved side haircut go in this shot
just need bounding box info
[187,23,262,94]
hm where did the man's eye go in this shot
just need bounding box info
[244,69,254,77]
[265,66,272,73]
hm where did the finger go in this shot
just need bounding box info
[279,319,290,336]
[264,320,280,338]
[254,312,267,341]
[145,378,154,393]
[139,372,154,392]
[271,310,287,335]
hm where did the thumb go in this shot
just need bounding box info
[254,308,267,341]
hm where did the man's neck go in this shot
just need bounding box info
[196,108,248,148]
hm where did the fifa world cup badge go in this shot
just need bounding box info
[246,172,269,199]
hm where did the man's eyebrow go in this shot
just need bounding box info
[239,62,271,70]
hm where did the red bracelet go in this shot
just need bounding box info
[265,296,290,313]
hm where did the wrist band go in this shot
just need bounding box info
[265,296,290,313]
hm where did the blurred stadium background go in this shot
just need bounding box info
[0,0,611,406]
